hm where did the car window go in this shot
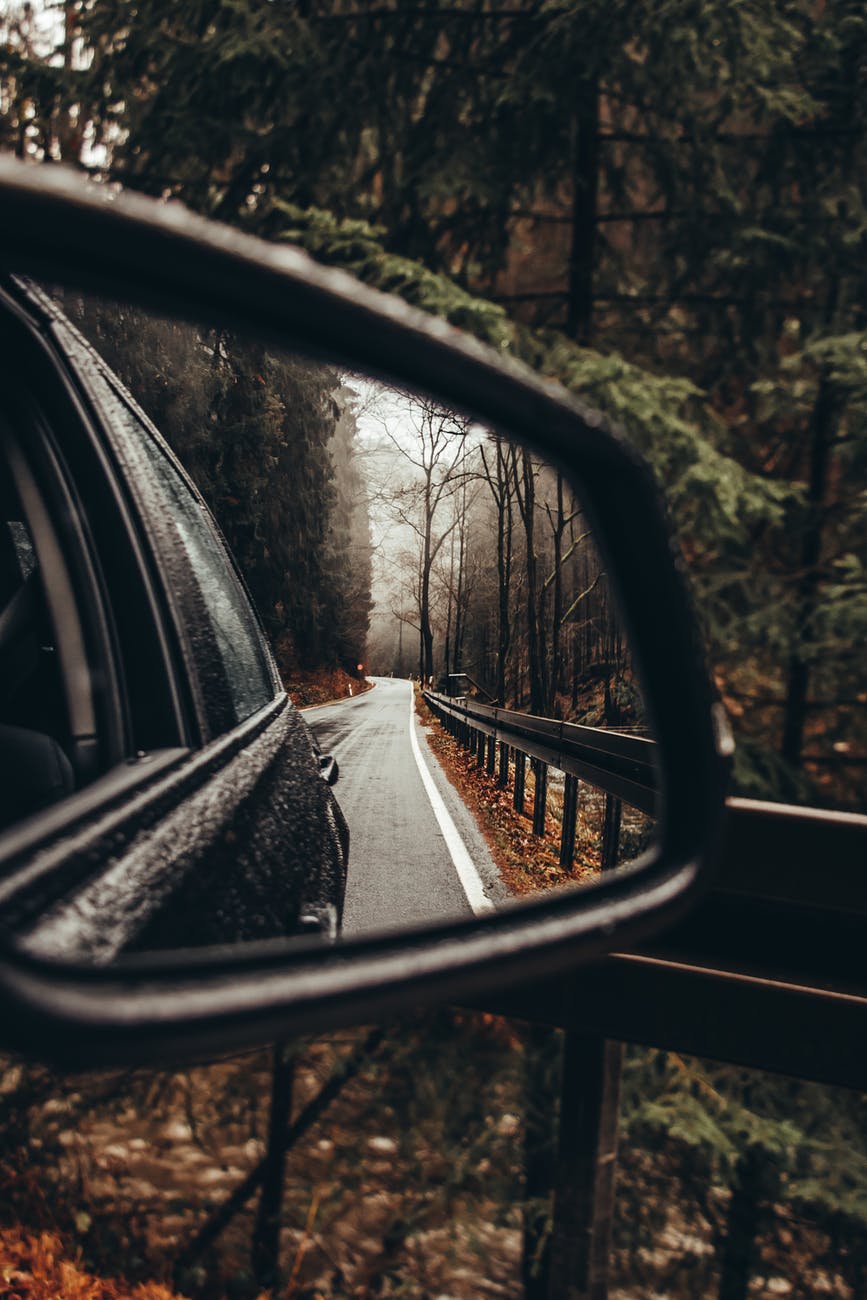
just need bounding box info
[123,407,277,728]
[45,315,278,735]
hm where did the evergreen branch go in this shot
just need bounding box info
[599,127,862,144]
[309,7,540,21]
[491,291,809,307]
[508,208,697,225]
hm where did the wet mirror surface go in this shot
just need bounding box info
[0,286,658,961]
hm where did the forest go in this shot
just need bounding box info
[3,0,863,806]
[2,0,864,809]
[356,384,637,725]
[49,292,374,684]
[1,3,865,1299]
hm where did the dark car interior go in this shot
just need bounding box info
[0,284,178,828]
[0,449,75,829]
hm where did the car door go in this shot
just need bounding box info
[0,278,348,960]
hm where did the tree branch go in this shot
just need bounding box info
[560,572,603,625]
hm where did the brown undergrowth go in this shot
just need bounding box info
[414,690,602,897]
[282,666,372,708]
[0,1016,527,1299]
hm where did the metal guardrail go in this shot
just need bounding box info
[422,690,658,871]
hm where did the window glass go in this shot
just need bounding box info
[39,290,277,731]
[128,418,275,725]
[54,334,273,730]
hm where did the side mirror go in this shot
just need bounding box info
[0,159,730,1066]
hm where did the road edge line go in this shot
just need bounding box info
[408,686,495,916]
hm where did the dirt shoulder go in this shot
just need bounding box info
[284,666,373,708]
[414,690,600,897]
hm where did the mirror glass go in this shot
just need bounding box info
[0,281,658,962]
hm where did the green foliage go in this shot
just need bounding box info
[269,204,516,350]
[621,1048,867,1227]
[270,200,790,559]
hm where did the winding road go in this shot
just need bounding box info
[303,677,508,936]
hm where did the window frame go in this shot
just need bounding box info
[95,368,281,734]
[0,279,195,851]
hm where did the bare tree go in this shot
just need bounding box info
[513,450,548,713]
[380,397,472,682]
[479,439,518,704]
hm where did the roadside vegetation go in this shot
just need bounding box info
[0,1027,865,1298]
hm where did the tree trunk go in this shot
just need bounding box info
[517,452,546,713]
[481,442,515,704]
[550,474,566,713]
[780,370,839,768]
[567,75,600,344]
[444,531,454,682]
[454,487,467,672]
[547,1036,624,1300]
[499,473,513,704]
[421,549,434,683]
[251,1043,295,1289]
[522,1023,561,1300]
[717,1146,779,1300]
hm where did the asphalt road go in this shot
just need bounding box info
[304,677,508,937]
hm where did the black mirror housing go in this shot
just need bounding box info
[0,159,730,1066]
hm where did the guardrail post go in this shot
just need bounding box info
[486,733,497,775]
[601,796,622,871]
[476,729,486,769]
[514,750,526,813]
[498,741,509,787]
[532,759,548,836]
[560,774,579,869]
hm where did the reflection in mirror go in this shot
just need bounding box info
[0,283,657,963]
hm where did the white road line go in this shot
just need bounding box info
[407,684,494,916]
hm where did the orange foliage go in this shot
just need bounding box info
[0,1229,193,1300]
